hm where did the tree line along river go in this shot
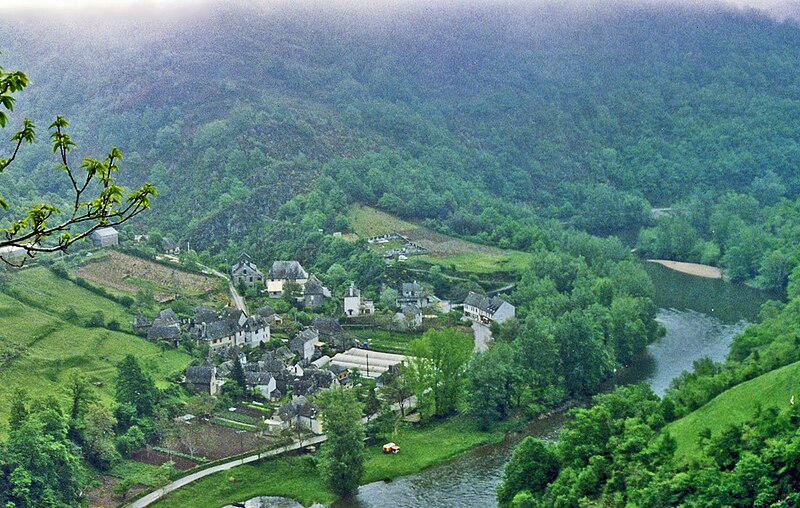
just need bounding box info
[234,261,781,508]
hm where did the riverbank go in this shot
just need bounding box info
[647,259,722,279]
[149,414,513,508]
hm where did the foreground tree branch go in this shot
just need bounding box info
[0,59,156,265]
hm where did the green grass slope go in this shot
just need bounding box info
[0,268,191,431]
[667,360,800,460]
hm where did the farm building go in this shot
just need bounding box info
[330,348,407,379]
[463,292,515,324]
[90,227,119,248]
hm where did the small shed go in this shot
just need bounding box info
[91,227,119,248]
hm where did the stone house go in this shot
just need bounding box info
[184,366,218,396]
[397,281,427,308]
[245,372,277,399]
[267,261,308,298]
[463,292,516,324]
[231,253,264,287]
[277,396,322,434]
[289,328,318,361]
[393,304,423,330]
[303,274,326,310]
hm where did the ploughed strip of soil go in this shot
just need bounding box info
[131,448,199,470]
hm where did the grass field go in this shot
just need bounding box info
[349,205,534,274]
[151,414,508,508]
[0,268,191,431]
[667,360,800,460]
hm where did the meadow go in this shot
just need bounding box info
[0,267,191,431]
[667,359,800,460]
[150,414,509,508]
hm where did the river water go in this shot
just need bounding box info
[247,262,780,508]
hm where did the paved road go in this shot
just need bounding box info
[472,321,492,352]
[128,435,328,508]
[201,265,247,314]
[128,397,416,507]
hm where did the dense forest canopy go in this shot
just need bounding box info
[4,3,800,265]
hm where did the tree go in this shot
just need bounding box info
[283,280,303,306]
[406,329,473,419]
[497,437,559,507]
[83,404,120,470]
[228,357,247,399]
[115,355,158,418]
[315,388,365,498]
[379,287,399,310]
[0,62,155,264]
[466,342,523,429]
[66,372,98,423]
[8,387,29,431]
[0,398,86,507]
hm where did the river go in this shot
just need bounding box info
[242,262,780,508]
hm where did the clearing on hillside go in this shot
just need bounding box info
[75,250,224,302]
[349,205,533,274]
[667,360,800,460]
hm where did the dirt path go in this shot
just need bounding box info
[648,259,722,279]
[472,321,492,352]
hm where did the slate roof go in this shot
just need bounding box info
[133,313,150,329]
[205,320,238,340]
[463,292,510,315]
[148,324,181,341]
[245,372,274,386]
[402,304,421,317]
[185,366,214,384]
[219,307,244,322]
[275,346,294,361]
[345,282,360,298]
[92,227,118,238]
[277,396,318,420]
[311,317,343,337]
[156,308,179,324]
[402,281,423,294]
[269,261,308,280]
[243,315,269,331]
[304,275,325,295]
[192,306,218,324]
[163,237,178,251]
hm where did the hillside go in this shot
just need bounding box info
[667,359,800,460]
[4,3,800,271]
[0,268,190,431]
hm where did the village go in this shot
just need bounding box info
[82,226,516,472]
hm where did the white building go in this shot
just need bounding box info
[343,282,375,317]
[463,292,515,325]
[91,227,119,248]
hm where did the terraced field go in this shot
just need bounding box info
[75,250,225,302]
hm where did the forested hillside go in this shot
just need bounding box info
[3,3,800,289]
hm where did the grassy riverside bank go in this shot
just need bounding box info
[149,414,512,508]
